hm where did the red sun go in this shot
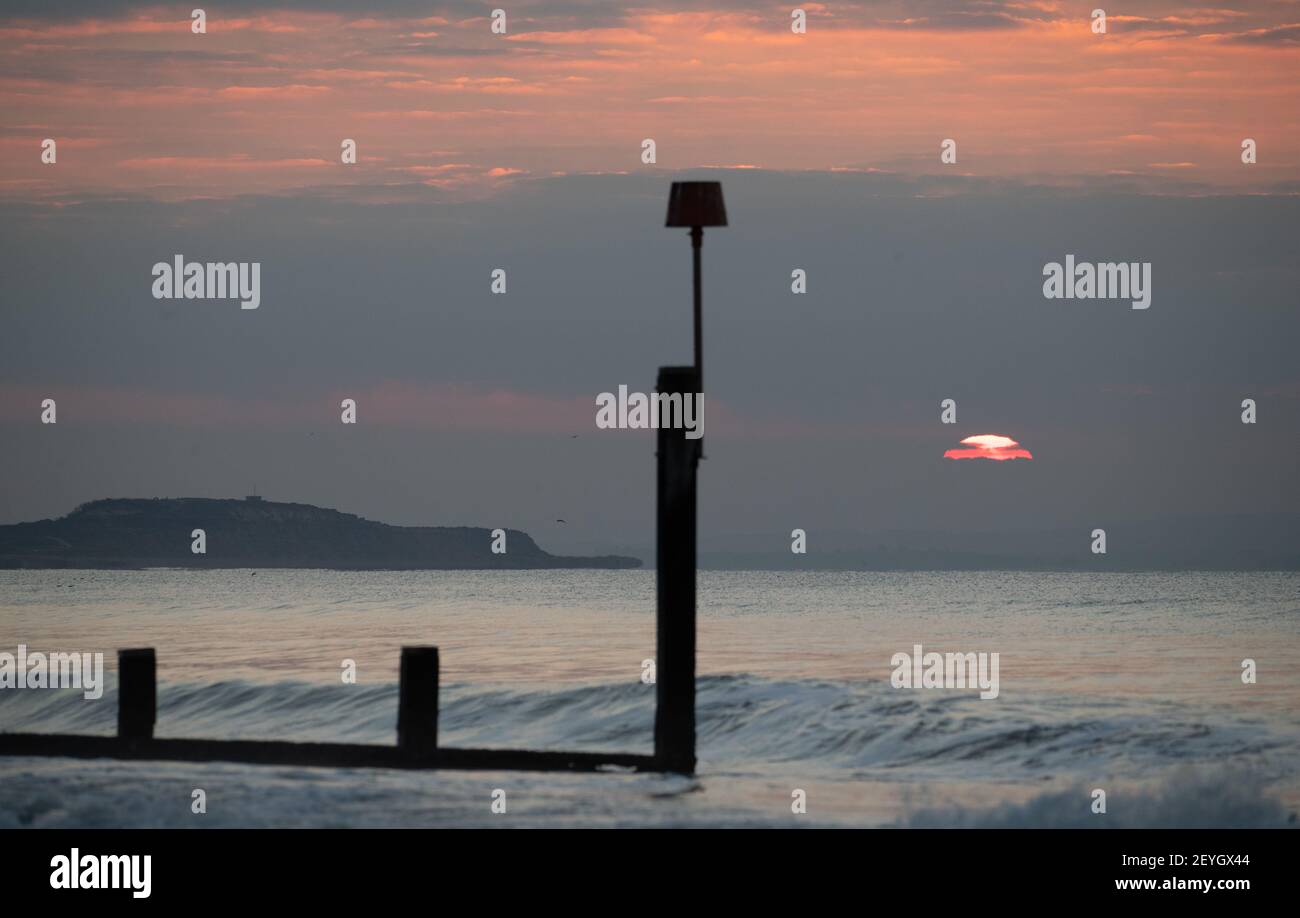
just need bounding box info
[944,433,1033,461]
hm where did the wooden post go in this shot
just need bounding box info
[654,366,699,774]
[397,646,439,754]
[117,648,156,740]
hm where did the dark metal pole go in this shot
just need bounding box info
[117,648,156,741]
[654,365,699,774]
[690,226,703,394]
[690,226,705,457]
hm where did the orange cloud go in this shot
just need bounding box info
[215,85,331,100]
[117,155,332,170]
[506,28,656,46]
[1,4,1297,200]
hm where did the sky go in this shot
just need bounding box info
[0,1,1297,561]
[3,0,1300,197]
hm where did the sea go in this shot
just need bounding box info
[1,569,1297,828]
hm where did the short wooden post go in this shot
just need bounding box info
[117,648,156,740]
[397,646,439,754]
[654,366,699,774]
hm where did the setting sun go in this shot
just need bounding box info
[944,434,1033,461]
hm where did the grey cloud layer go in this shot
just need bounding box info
[1,170,1296,548]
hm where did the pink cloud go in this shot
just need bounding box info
[506,29,657,46]
[0,383,931,443]
[1,4,1297,201]
[0,383,591,432]
[215,85,331,100]
[117,155,332,170]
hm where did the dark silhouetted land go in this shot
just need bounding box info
[0,497,641,570]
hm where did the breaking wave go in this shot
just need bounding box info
[3,673,1294,783]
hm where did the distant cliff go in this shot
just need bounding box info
[0,498,642,570]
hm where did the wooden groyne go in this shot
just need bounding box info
[0,366,701,776]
